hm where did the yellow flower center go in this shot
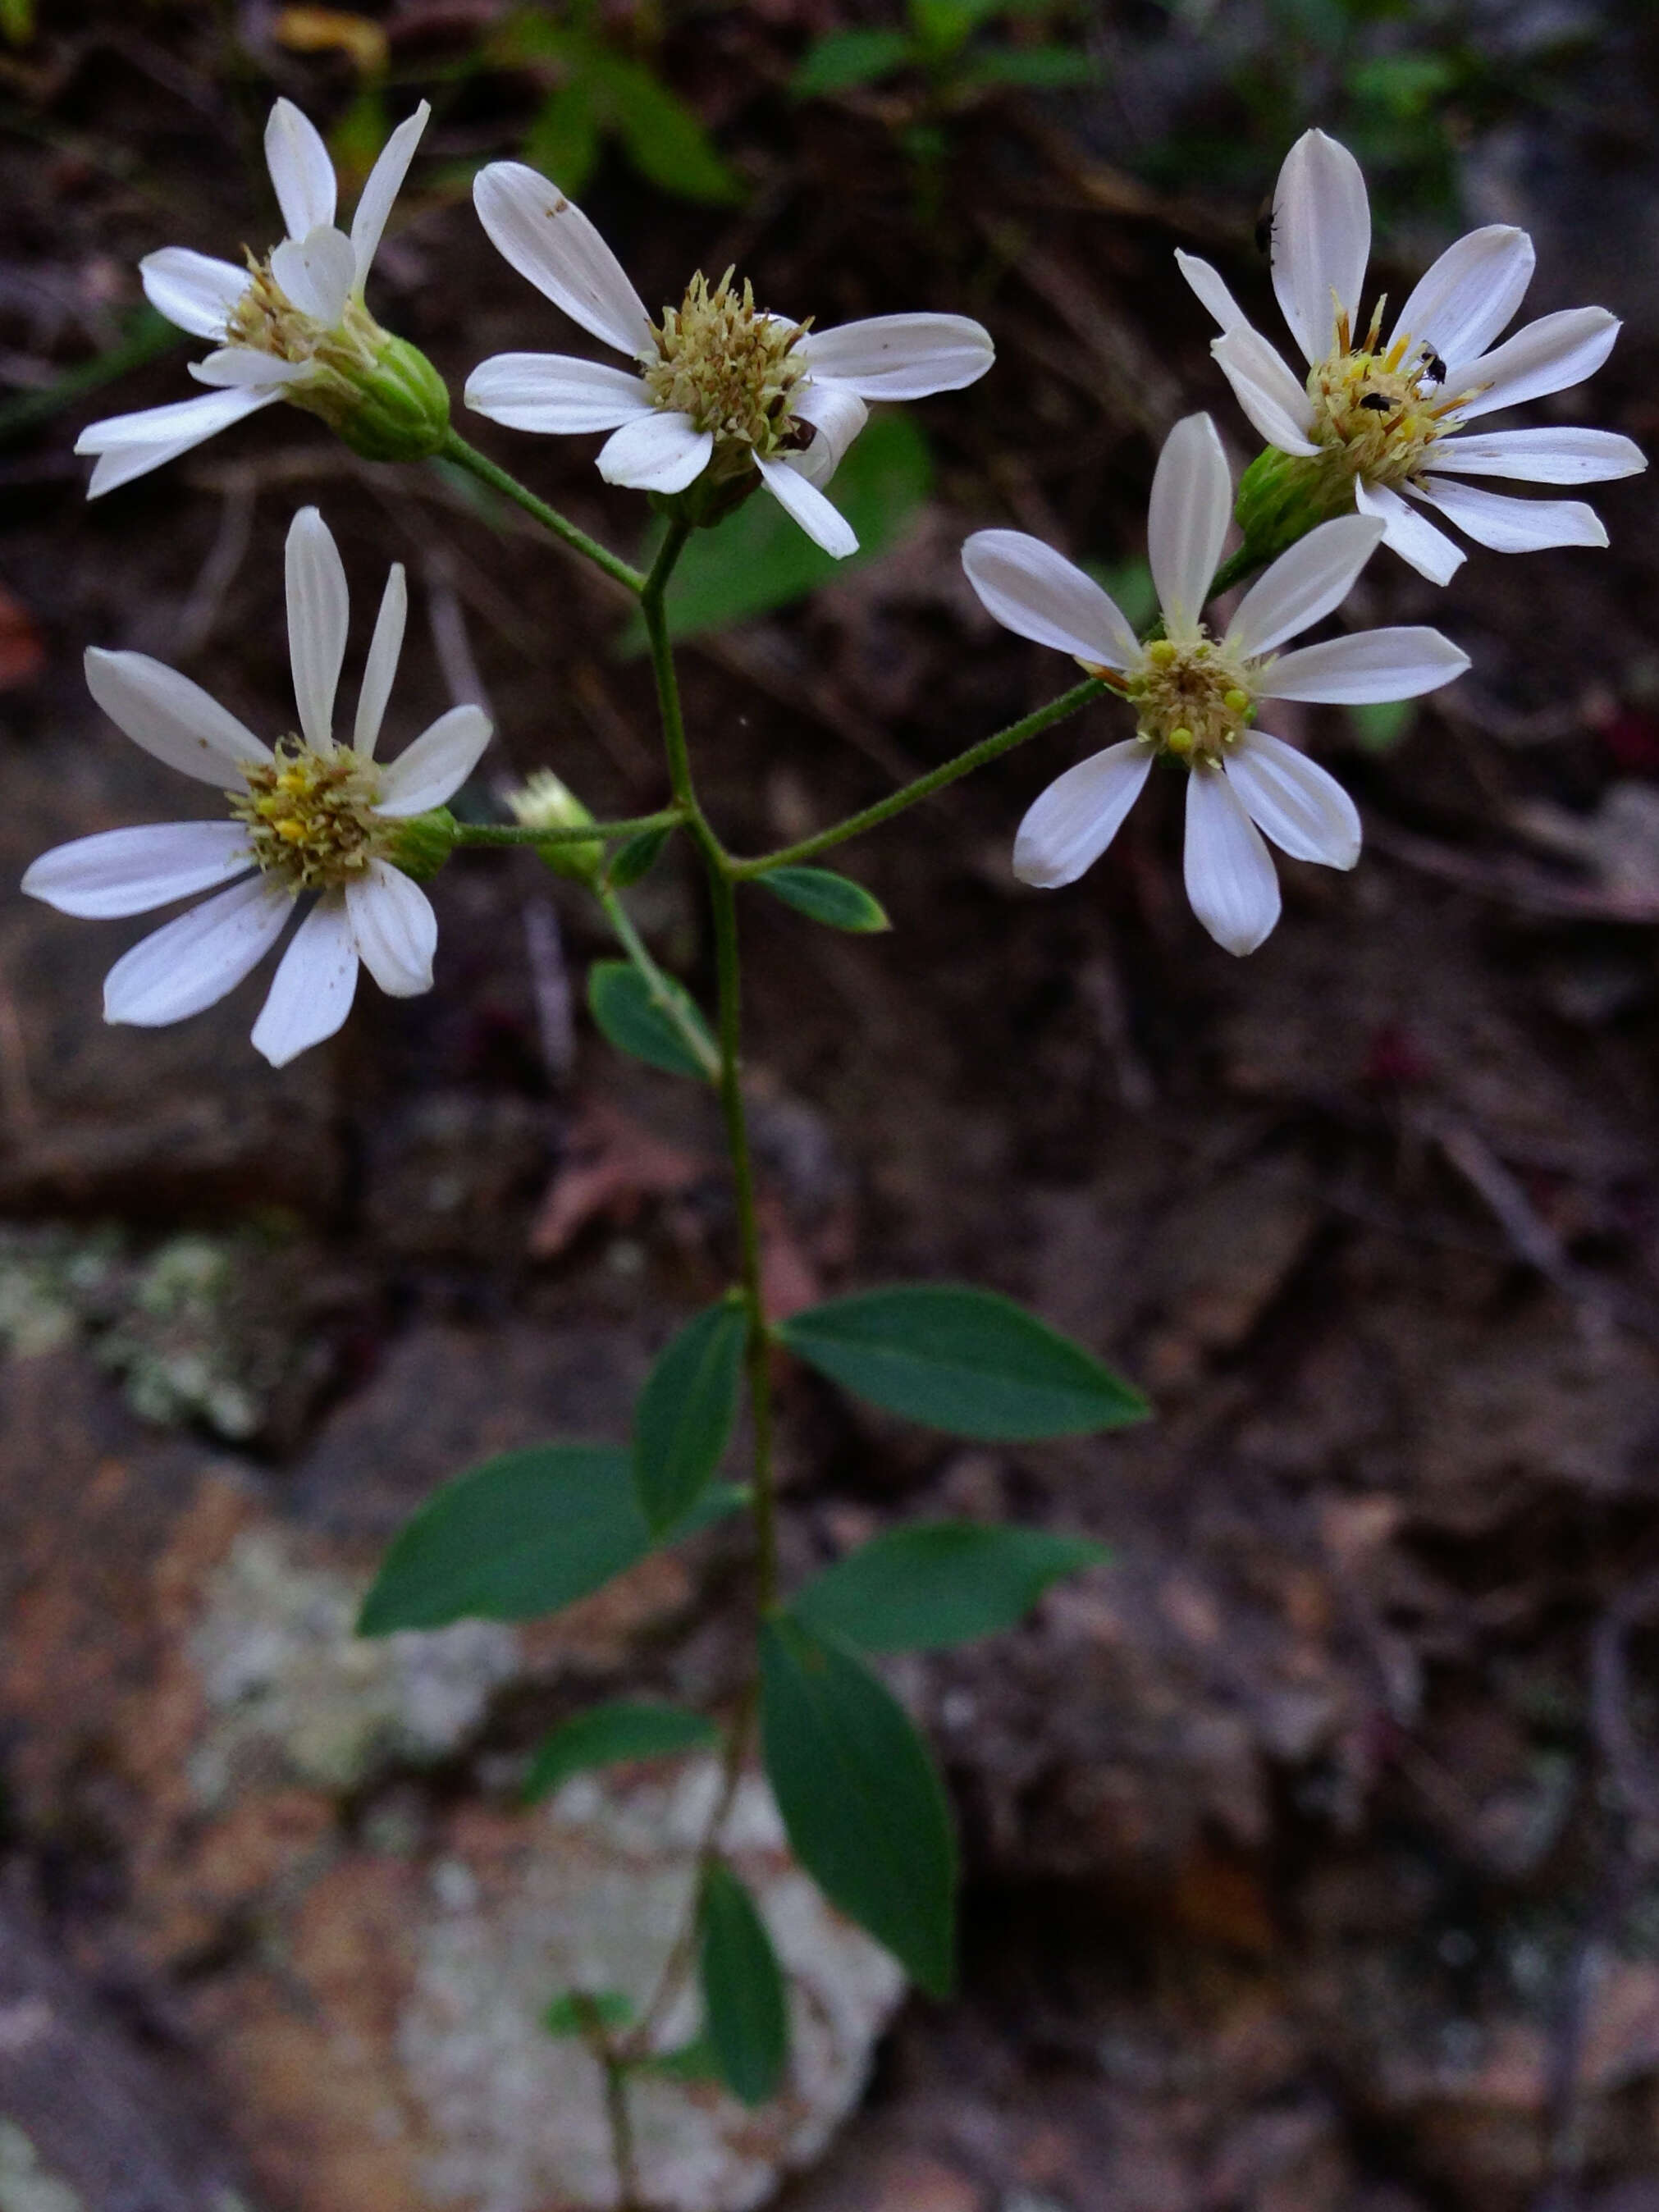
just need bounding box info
[642,269,810,460]
[1104,633,1256,766]
[224,249,374,369]
[231,739,388,890]
[1306,300,1479,487]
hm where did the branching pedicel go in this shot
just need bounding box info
[29,105,1645,2208]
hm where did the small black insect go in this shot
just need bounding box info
[1253,197,1276,256]
[1359,392,1393,412]
[1419,345,1448,385]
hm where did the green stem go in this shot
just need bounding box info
[439,430,646,596]
[452,809,682,850]
[599,886,721,1082]
[729,676,1105,878]
[1206,544,1269,600]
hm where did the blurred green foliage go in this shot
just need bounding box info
[793,0,1097,108]
[0,0,32,47]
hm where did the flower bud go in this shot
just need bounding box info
[1232,446,1352,568]
[384,807,457,883]
[509,771,605,885]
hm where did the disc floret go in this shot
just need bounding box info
[231,738,391,891]
[643,269,809,465]
[1118,633,1257,766]
[1306,300,1475,491]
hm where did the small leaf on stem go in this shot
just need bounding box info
[633,1300,747,1537]
[588,958,715,1080]
[543,1988,634,2038]
[778,1284,1147,1440]
[756,866,890,932]
[524,1701,720,1803]
[608,824,674,889]
[793,1520,1108,1650]
[699,1860,789,2105]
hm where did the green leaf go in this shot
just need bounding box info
[524,1702,720,1803]
[778,1285,1148,1440]
[607,825,674,889]
[761,1615,956,1995]
[791,27,916,95]
[586,46,744,204]
[756,866,890,934]
[0,0,33,43]
[699,1861,789,2105]
[962,43,1099,89]
[543,1988,633,2037]
[621,416,934,646]
[633,1300,747,1536]
[588,959,715,1081]
[793,1521,1107,1650]
[523,81,602,198]
[358,1444,745,1634]
[641,2031,723,2082]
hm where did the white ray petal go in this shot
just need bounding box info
[1273,129,1371,366]
[1448,306,1620,422]
[103,874,290,1026]
[1225,732,1360,867]
[1184,766,1281,956]
[1211,327,1319,455]
[190,348,312,389]
[354,564,406,757]
[1012,741,1153,889]
[1354,477,1465,583]
[1414,476,1608,553]
[464,351,655,433]
[271,226,355,327]
[85,646,267,784]
[1174,249,1250,336]
[1259,625,1469,704]
[346,861,436,996]
[1391,225,1534,366]
[1224,513,1382,660]
[790,380,869,486]
[250,896,358,1066]
[76,385,280,455]
[85,397,282,497]
[1147,413,1232,638]
[374,704,492,817]
[350,101,429,291]
[265,98,337,241]
[961,530,1139,669]
[1426,426,1647,485]
[473,162,654,358]
[139,248,248,340]
[24,822,254,918]
[286,507,350,750]
[796,313,994,399]
[755,455,858,557]
[597,411,713,492]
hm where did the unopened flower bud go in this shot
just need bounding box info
[333,333,451,464]
[510,771,605,884]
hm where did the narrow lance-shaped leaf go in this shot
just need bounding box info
[607,823,674,889]
[699,1860,789,2105]
[632,1299,747,1536]
[524,1701,720,1803]
[358,1443,745,1634]
[778,1284,1148,1440]
[756,866,890,933]
[760,1613,957,1996]
[793,1521,1108,1651]
[588,958,715,1081]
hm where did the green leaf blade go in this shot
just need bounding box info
[778,1285,1148,1440]
[793,1521,1107,1651]
[358,1446,745,1634]
[756,866,890,933]
[608,825,674,889]
[760,1615,956,1996]
[524,1701,720,1803]
[588,958,715,1081]
[633,1300,747,1537]
[699,1861,789,2105]
[544,1988,633,2037]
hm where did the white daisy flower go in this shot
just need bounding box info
[76,99,443,496]
[23,509,491,1066]
[464,162,994,558]
[1177,128,1646,583]
[962,414,1470,956]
